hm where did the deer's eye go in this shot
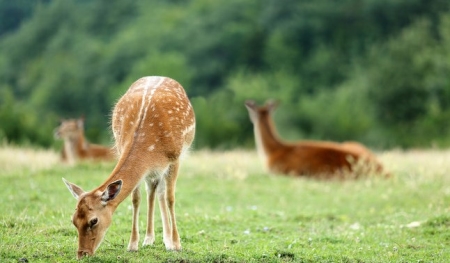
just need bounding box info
[89,218,98,228]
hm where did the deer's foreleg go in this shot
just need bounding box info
[127,185,141,251]
[143,177,157,246]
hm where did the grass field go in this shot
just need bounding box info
[0,145,449,262]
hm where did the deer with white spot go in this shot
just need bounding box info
[63,76,195,259]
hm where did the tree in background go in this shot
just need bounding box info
[1,0,450,149]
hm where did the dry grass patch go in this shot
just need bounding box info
[0,144,59,173]
[182,149,265,180]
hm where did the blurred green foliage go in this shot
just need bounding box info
[1,0,450,149]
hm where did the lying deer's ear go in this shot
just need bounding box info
[101,180,122,203]
[266,99,279,112]
[62,178,86,199]
[245,100,257,110]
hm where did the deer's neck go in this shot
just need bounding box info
[96,154,150,208]
[65,133,88,155]
[254,115,284,160]
[63,138,76,161]
[62,134,84,160]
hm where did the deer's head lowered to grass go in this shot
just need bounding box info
[63,76,195,259]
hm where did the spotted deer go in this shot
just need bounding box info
[54,117,115,164]
[63,76,195,259]
[245,100,387,178]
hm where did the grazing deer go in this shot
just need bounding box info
[54,117,115,164]
[63,76,196,259]
[245,100,387,178]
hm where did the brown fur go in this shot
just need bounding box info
[245,100,388,179]
[54,117,115,163]
[63,76,195,259]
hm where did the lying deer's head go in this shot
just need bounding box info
[245,100,279,123]
[63,178,122,259]
[54,117,85,140]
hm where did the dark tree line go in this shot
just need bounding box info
[1,0,450,149]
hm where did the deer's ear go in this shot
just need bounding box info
[101,180,122,203]
[245,100,257,110]
[62,178,85,199]
[266,99,279,112]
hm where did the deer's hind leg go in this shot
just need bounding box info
[162,162,181,250]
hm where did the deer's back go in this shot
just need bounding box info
[84,143,115,160]
[268,142,376,177]
[112,77,195,165]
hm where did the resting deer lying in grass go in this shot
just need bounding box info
[54,117,115,164]
[245,100,387,178]
[63,76,196,259]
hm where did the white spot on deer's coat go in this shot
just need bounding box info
[148,145,155,151]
